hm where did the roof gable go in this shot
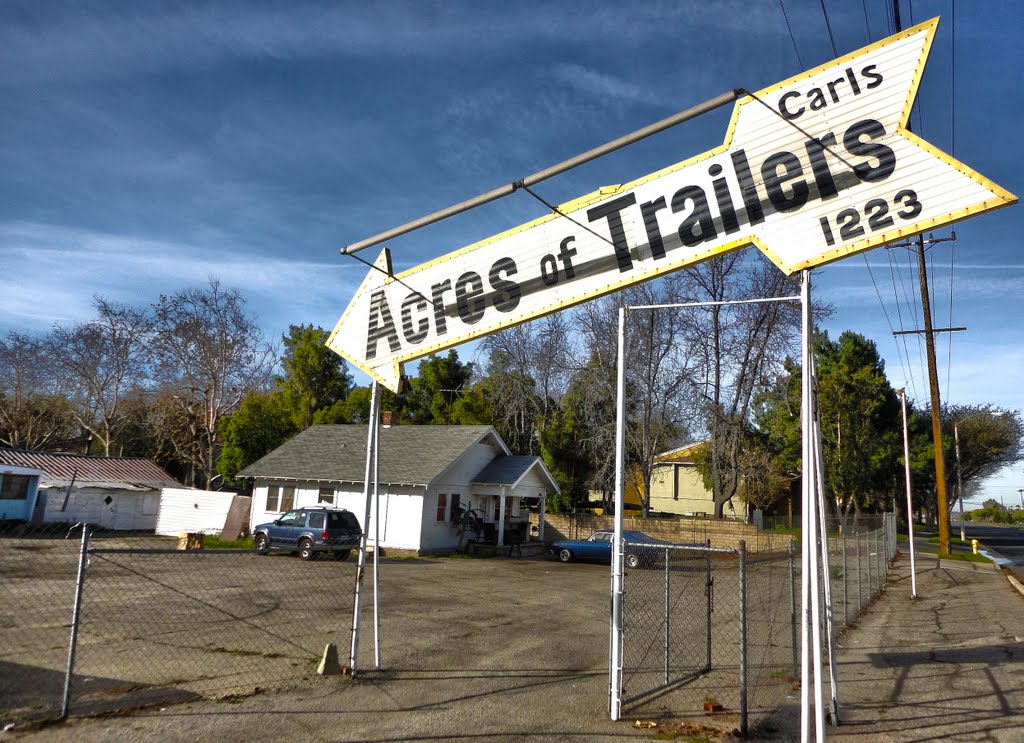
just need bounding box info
[0,449,181,490]
[237,425,506,487]
[470,455,561,493]
[653,441,707,464]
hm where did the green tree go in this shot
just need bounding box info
[277,324,352,429]
[754,331,902,519]
[538,382,596,513]
[217,392,297,486]
[815,331,902,516]
[404,351,475,425]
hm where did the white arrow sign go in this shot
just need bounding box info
[329,17,1016,391]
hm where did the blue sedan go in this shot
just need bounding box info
[550,530,666,568]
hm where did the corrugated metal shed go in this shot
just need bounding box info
[0,449,180,491]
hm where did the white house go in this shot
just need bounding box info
[238,424,560,554]
[0,449,181,530]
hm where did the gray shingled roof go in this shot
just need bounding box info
[471,455,557,490]
[237,425,503,486]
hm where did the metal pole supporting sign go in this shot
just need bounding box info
[350,381,381,675]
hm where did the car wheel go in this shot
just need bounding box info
[254,534,270,555]
[625,553,640,569]
[558,548,573,563]
[333,549,350,561]
[299,538,315,561]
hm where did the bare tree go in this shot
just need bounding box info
[49,298,151,455]
[149,279,274,487]
[574,276,697,515]
[0,332,78,450]
[681,252,803,518]
[478,314,573,454]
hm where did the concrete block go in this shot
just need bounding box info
[317,643,341,675]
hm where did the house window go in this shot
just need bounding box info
[449,494,461,524]
[318,487,335,505]
[493,499,500,522]
[436,493,448,523]
[511,497,521,517]
[265,485,296,513]
[0,475,31,500]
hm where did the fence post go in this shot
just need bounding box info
[664,546,670,685]
[789,538,797,679]
[842,531,848,627]
[705,539,713,673]
[867,528,875,597]
[877,528,884,586]
[61,525,90,720]
[739,540,748,737]
[856,533,863,613]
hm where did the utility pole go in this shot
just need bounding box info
[892,0,953,556]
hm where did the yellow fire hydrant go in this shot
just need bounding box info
[972,539,979,555]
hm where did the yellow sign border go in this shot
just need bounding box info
[331,16,1018,384]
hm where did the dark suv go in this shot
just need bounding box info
[252,506,362,560]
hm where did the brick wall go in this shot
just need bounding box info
[533,512,793,553]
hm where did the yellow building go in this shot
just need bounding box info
[644,443,727,517]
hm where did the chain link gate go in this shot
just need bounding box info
[618,541,719,708]
[618,539,801,734]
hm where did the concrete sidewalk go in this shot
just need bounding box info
[754,551,1024,741]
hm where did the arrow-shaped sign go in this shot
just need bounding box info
[329,17,1016,391]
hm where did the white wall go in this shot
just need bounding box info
[333,484,424,551]
[156,488,241,536]
[41,488,160,530]
[421,440,504,552]
[249,480,426,551]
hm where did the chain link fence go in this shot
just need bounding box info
[618,513,897,733]
[4,514,898,730]
[1,522,353,726]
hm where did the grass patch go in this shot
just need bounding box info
[926,535,969,545]
[446,551,484,559]
[918,549,992,564]
[769,525,801,536]
[203,535,255,550]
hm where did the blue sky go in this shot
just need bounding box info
[2,0,1021,506]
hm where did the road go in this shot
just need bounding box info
[961,521,1024,581]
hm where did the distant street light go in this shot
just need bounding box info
[954,411,1004,542]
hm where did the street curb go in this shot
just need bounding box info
[1005,571,1024,597]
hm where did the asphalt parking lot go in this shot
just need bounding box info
[4,534,778,741]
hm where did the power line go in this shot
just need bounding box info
[777,0,805,68]
[818,0,839,56]
[885,248,921,401]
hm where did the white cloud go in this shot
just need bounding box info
[550,64,662,106]
[0,222,362,340]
